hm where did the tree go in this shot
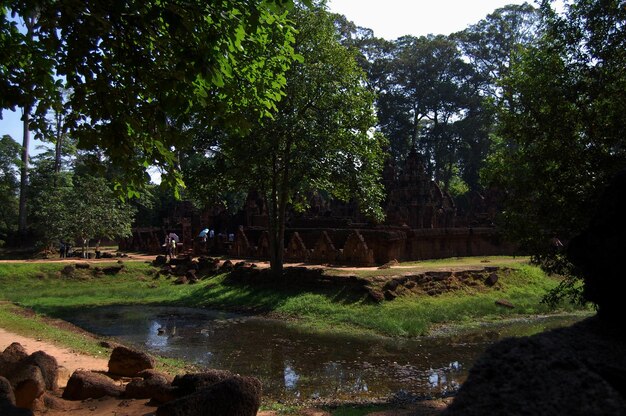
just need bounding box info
[483,0,626,303]
[1,4,62,241]
[183,4,385,275]
[375,34,485,192]
[2,0,303,197]
[454,3,540,104]
[0,134,21,244]
[31,175,136,254]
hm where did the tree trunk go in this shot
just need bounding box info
[18,110,30,242]
[268,154,282,277]
[54,111,63,185]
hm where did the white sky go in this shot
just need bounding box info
[1,0,548,155]
[327,0,538,40]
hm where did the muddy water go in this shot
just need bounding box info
[61,306,584,402]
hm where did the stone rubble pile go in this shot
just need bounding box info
[0,342,261,416]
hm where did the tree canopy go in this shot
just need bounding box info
[483,0,626,301]
[1,0,302,195]
[183,4,384,273]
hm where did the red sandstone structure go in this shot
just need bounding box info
[120,149,515,264]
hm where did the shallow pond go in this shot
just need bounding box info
[60,306,584,402]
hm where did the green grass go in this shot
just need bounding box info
[0,301,191,374]
[0,259,587,339]
[326,256,530,278]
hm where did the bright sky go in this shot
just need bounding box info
[1,0,549,154]
[327,0,537,40]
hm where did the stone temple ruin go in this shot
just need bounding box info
[120,148,514,265]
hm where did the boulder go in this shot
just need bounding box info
[39,392,81,411]
[138,369,174,384]
[108,346,155,377]
[156,375,262,416]
[153,255,167,266]
[124,370,176,403]
[219,260,234,273]
[0,343,28,376]
[0,402,34,416]
[9,365,45,409]
[495,299,514,309]
[367,288,385,303]
[22,351,58,391]
[62,370,123,400]
[173,276,188,285]
[102,265,124,275]
[2,343,28,360]
[0,375,15,406]
[484,272,499,286]
[443,317,626,415]
[170,370,234,397]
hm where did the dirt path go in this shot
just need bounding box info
[0,327,109,380]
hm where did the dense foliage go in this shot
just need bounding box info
[0,134,20,244]
[183,4,384,273]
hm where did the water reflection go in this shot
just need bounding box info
[284,362,299,390]
[60,306,583,401]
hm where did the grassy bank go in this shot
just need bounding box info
[0,258,587,339]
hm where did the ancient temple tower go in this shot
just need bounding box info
[384,147,455,228]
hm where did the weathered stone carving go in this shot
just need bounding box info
[230,228,253,258]
[284,232,309,262]
[341,231,375,266]
[310,231,339,264]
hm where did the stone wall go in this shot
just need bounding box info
[229,226,516,265]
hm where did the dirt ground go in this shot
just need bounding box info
[0,328,449,416]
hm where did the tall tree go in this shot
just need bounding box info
[484,0,626,302]
[0,134,21,243]
[183,4,385,275]
[1,4,61,241]
[454,2,540,104]
[376,34,481,192]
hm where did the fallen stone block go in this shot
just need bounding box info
[156,375,262,416]
[108,346,155,377]
[62,370,123,400]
